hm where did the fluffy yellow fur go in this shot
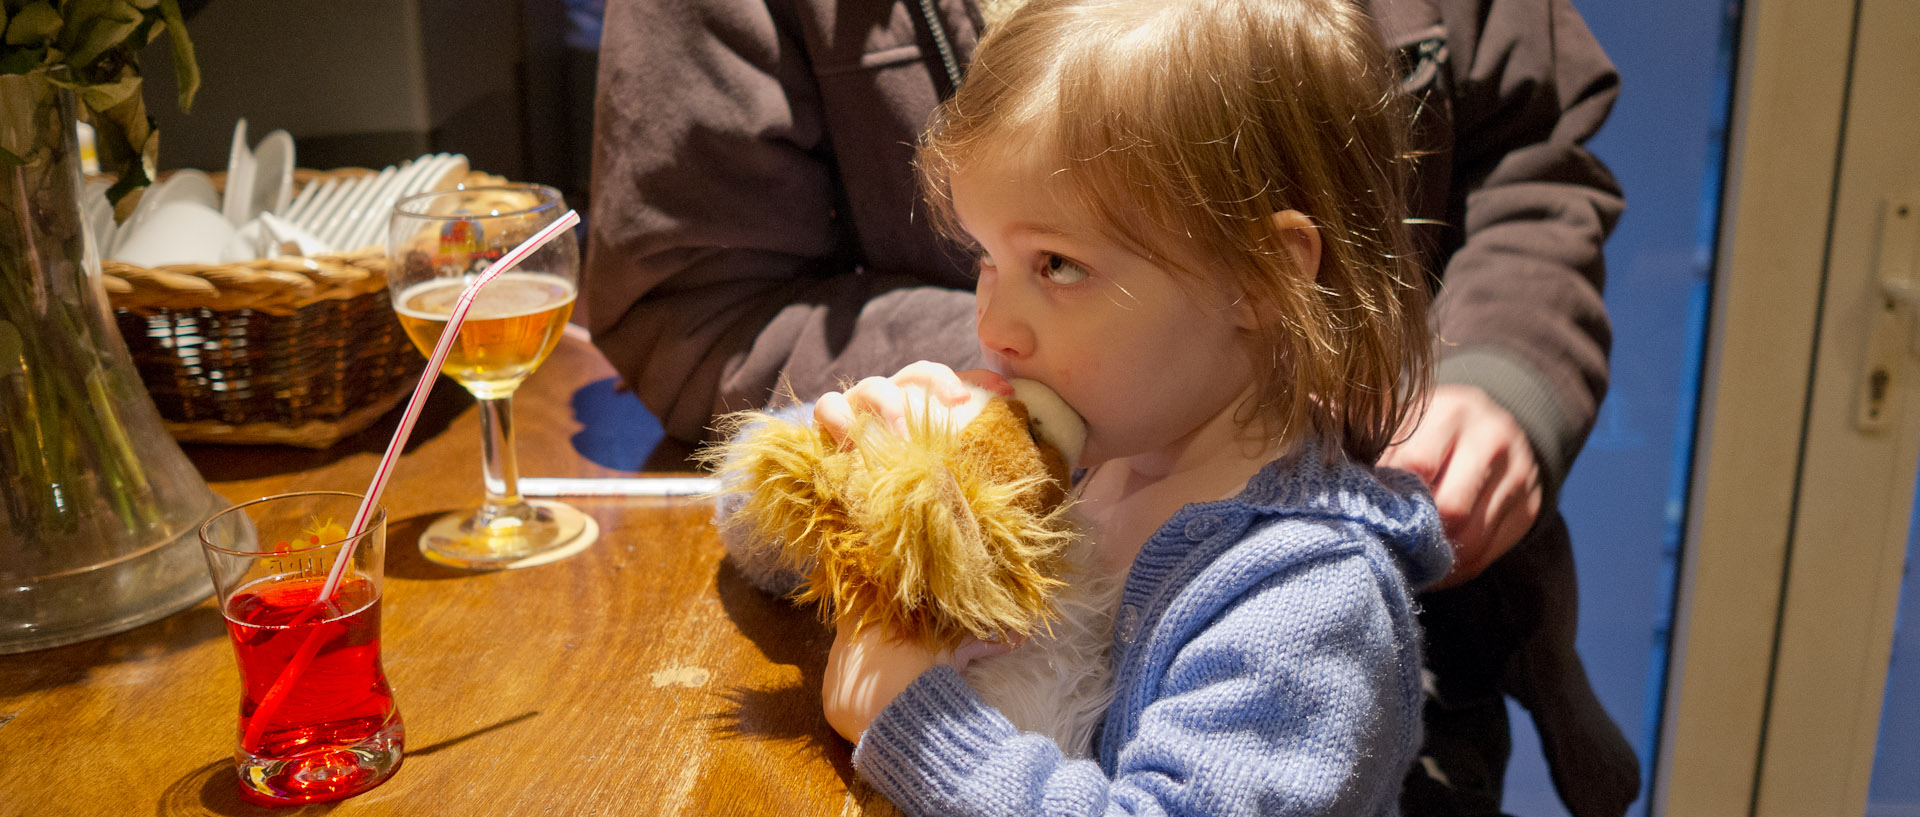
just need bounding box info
[708,396,1079,650]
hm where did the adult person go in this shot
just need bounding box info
[583,0,1637,813]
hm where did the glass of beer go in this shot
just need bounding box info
[386,184,596,568]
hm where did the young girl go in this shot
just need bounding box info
[743,0,1449,812]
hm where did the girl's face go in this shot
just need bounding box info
[952,151,1259,465]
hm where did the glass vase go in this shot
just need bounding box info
[0,70,225,653]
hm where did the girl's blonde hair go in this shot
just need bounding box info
[919,0,1431,462]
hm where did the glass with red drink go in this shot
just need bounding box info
[198,491,404,806]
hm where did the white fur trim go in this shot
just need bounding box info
[961,535,1120,757]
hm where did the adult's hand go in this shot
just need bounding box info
[1379,384,1543,589]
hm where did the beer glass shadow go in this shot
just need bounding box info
[568,377,664,471]
[380,512,480,581]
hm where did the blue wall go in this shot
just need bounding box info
[1504,0,1738,813]
[1869,497,1920,816]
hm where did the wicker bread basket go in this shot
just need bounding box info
[104,167,506,448]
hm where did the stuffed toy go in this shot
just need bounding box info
[707,379,1120,756]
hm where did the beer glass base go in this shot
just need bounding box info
[235,714,405,806]
[418,499,599,570]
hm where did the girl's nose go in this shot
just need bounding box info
[975,267,1034,362]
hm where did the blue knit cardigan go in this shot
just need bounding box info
[848,449,1452,816]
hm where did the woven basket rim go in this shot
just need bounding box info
[102,168,507,314]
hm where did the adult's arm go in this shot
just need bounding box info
[1428,0,1624,494]
[585,0,982,443]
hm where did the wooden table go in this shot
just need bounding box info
[0,333,897,816]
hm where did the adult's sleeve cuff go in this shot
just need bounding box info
[1437,348,1580,493]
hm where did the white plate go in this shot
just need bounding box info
[115,199,236,267]
[418,153,469,196]
[340,154,431,252]
[221,119,254,226]
[321,165,401,250]
[345,153,452,251]
[287,175,354,231]
[108,169,221,259]
[108,185,162,258]
[288,176,344,233]
[386,153,469,219]
[251,129,296,217]
[315,165,395,250]
[293,175,361,242]
[158,168,221,208]
[280,175,324,224]
[300,173,374,249]
[343,157,437,249]
[390,153,473,243]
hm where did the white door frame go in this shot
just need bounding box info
[1659,0,1920,812]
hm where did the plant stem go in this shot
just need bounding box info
[2,162,67,531]
[0,89,160,537]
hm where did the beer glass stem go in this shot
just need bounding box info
[477,396,525,514]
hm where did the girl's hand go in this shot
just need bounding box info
[822,617,939,743]
[813,361,1012,445]
[821,617,1022,744]
[1379,384,1543,589]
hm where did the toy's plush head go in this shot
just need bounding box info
[709,379,1087,651]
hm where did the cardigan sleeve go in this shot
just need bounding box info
[852,549,1415,816]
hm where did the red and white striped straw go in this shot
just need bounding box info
[318,209,581,600]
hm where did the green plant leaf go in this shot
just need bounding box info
[0,144,23,166]
[0,44,43,74]
[77,63,140,111]
[0,322,21,370]
[59,0,143,69]
[154,0,194,111]
[60,0,115,24]
[3,1,60,48]
[89,89,154,204]
[0,70,51,167]
[104,161,150,203]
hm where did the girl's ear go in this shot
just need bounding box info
[1270,209,1321,282]
[1233,210,1322,330]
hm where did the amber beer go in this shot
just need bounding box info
[394,272,576,399]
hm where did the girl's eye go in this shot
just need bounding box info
[1042,253,1088,285]
[973,253,998,277]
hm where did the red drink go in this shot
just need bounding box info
[224,575,404,805]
